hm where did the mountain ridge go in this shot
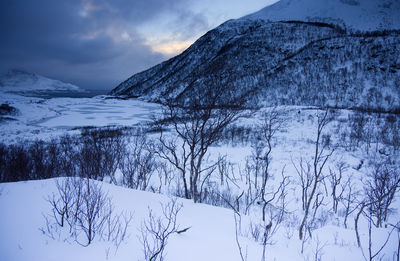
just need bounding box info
[110,0,400,112]
[0,69,84,95]
[244,0,400,31]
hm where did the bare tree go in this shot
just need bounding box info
[140,198,184,261]
[355,207,396,261]
[156,85,244,203]
[365,160,400,228]
[328,161,348,214]
[296,110,334,240]
[233,212,248,261]
[155,133,191,199]
[340,176,359,229]
[120,131,155,190]
[254,107,286,221]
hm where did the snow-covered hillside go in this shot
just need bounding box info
[0,70,85,96]
[244,0,400,31]
[0,179,251,261]
[1,1,400,260]
[111,0,400,112]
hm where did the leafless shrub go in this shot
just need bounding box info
[140,198,183,261]
[1,144,31,182]
[312,236,328,261]
[234,212,248,261]
[255,107,286,221]
[78,128,125,182]
[119,131,156,190]
[355,213,396,261]
[102,202,133,250]
[339,176,359,229]
[48,178,76,227]
[43,177,132,248]
[73,178,110,246]
[58,135,79,177]
[364,160,400,228]
[294,110,334,241]
[328,161,348,214]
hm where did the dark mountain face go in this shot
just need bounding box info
[110,19,400,111]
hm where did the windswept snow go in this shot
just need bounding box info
[243,0,400,31]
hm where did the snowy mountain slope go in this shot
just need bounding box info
[111,18,400,111]
[244,0,400,31]
[0,70,84,96]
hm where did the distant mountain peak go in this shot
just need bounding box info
[242,0,400,31]
[0,69,84,95]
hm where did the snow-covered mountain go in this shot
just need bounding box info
[0,70,84,96]
[244,0,400,31]
[111,0,400,112]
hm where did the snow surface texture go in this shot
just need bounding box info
[0,70,84,95]
[0,177,396,261]
[0,92,161,144]
[0,179,247,261]
[244,0,400,31]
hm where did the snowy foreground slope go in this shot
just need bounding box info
[0,179,247,261]
[0,178,395,261]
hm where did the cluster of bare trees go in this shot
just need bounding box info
[43,177,132,248]
[0,128,126,183]
[230,107,400,260]
[338,111,400,155]
[119,131,156,190]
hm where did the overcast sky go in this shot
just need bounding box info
[0,0,277,90]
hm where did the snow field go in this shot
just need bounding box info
[0,97,399,260]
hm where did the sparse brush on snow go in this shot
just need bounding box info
[42,177,133,248]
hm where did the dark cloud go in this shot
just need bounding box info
[169,11,210,40]
[0,0,207,90]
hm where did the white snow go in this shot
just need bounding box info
[0,93,161,143]
[0,179,253,261]
[243,0,400,31]
[0,94,399,260]
[0,176,397,261]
